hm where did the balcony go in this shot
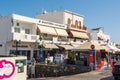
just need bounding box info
[12,33,39,42]
[68,24,87,32]
[58,37,68,42]
[43,37,68,44]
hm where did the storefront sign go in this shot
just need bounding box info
[16,60,26,73]
[39,20,65,28]
[54,54,63,64]
[0,60,15,79]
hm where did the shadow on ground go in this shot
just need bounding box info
[100,76,114,80]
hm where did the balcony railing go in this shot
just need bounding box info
[43,37,53,41]
[13,33,39,42]
[58,38,68,42]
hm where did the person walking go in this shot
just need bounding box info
[31,57,36,65]
[30,57,36,79]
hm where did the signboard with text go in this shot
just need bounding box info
[0,57,27,80]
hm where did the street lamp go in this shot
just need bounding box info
[39,35,44,62]
[14,40,21,56]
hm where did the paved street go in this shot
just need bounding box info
[28,69,114,80]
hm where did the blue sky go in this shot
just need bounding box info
[0,0,120,43]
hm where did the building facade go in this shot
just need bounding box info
[36,10,89,47]
[0,14,71,61]
[90,28,110,44]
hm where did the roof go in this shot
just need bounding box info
[61,10,84,18]
[75,41,105,50]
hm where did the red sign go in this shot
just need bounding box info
[88,50,95,64]
[91,45,95,49]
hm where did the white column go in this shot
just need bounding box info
[31,48,34,59]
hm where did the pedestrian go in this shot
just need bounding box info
[30,57,36,79]
[31,57,36,65]
[31,63,35,79]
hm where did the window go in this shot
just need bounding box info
[75,20,78,28]
[74,38,76,42]
[67,18,71,25]
[14,27,20,33]
[79,21,81,29]
[0,44,2,47]
[25,29,30,34]
[16,23,20,26]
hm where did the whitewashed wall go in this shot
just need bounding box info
[36,11,64,24]
[0,15,12,55]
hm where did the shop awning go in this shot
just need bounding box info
[107,45,120,52]
[55,28,68,37]
[57,44,74,50]
[38,25,57,35]
[70,31,89,39]
[101,46,113,52]
[44,43,58,49]
[75,41,105,50]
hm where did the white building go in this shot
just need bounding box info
[0,14,70,60]
[36,10,89,46]
[89,28,120,52]
[36,10,84,26]
[90,28,110,44]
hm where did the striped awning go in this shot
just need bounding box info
[70,30,89,39]
[57,44,74,50]
[38,25,57,35]
[44,43,58,49]
[55,28,68,37]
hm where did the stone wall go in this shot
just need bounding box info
[29,64,91,78]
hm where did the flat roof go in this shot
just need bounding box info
[62,10,84,18]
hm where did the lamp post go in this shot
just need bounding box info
[39,35,43,62]
[14,40,21,56]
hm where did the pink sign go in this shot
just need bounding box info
[0,60,15,79]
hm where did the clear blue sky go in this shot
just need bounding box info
[0,0,120,43]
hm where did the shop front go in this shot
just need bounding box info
[75,41,106,70]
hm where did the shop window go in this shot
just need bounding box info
[10,50,31,60]
[14,27,20,33]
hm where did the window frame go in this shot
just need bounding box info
[14,27,20,33]
[25,28,30,34]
